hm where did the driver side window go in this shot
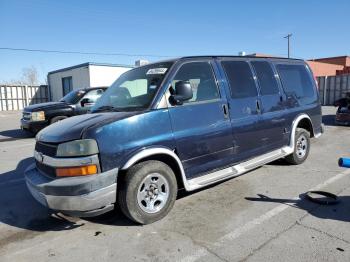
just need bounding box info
[171,62,219,104]
[82,89,104,103]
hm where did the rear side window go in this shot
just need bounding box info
[276,64,315,99]
[222,61,257,98]
[251,61,279,95]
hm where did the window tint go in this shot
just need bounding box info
[172,62,219,103]
[276,64,315,99]
[221,61,257,98]
[251,61,279,95]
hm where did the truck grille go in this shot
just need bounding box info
[22,111,31,120]
[35,141,58,157]
[35,141,58,177]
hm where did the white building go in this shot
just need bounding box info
[48,62,133,101]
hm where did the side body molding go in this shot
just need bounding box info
[120,113,317,192]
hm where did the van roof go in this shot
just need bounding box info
[150,56,304,66]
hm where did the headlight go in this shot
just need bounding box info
[31,111,45,121]
[56,139,99,157]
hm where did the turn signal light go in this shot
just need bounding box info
[56,165,97,177]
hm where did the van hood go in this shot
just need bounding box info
[36,112,139,143]
[24,101,71,112]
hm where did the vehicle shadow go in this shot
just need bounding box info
[0,129,33,141]
[0,157,136,231]
[0,158,84,232]
[245,193,350,222]
[322,114,337,127]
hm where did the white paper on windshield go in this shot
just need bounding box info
[146,68,168,75]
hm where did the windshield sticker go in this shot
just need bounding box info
[146,68,168,75]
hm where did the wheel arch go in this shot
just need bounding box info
[121,147,188,190]
[290,114,314,149]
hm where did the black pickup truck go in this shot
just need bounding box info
[21,87,107,134]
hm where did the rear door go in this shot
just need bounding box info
[218,59,262,162]
[251,60,286,151]
[167,60,234,178]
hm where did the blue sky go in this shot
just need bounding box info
[1,0,349,83]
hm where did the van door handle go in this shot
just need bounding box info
[222,104,229,119]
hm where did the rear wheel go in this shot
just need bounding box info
[118,160,177,224]
[285,128,310,165]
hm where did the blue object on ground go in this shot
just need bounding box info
[338,158,350,168]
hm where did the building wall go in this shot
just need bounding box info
[88,65,131,87]
[307,61,344,77]
[312,56,350,67]
[48,66,90,101]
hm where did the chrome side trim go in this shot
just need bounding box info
[186,147,291,191]
[34,151,100,172]
[120,114,317,192]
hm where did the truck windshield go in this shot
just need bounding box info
[92,62,173,112]
[59,90,86,104]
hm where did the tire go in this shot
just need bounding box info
[118,160,178,224]
[285,128,310,165]
[50,116,67,124]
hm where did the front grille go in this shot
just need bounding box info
[35,142,58,157]
[36,160,56,178]
[23,112,31,120]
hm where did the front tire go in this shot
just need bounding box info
[118,160,178,224]
[285,128,310,165]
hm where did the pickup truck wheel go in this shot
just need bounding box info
[118,160,177,224]
[50,116,67,124]
[285,128,310,165]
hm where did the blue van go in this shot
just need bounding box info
[25,56,323,224]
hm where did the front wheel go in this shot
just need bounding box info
[118,160,178,224]
[285,128,310,165]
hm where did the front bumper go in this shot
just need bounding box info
[21,119,48,133]
[25,163,118,217]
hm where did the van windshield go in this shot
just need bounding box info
[92,62,173,112]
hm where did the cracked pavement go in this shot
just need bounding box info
[0,106,350,262]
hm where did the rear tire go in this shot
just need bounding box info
[118,160,178,224]
[50,116,67,124]
[285,128,310,165]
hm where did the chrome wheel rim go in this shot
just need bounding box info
[137,173,169,214]
[296,134,308,158]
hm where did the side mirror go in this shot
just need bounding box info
[80,98,94,107]
[169,81,193,105]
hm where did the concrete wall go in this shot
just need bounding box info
[88,65,131,87]
[48,66,90,101]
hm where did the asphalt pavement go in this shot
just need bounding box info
[0,107,349,262]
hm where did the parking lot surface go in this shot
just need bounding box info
[0,107,350,262]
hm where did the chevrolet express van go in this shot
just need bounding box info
[25,56,323,224]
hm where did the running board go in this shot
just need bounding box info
[186,146,293,191]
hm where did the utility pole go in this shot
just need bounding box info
[284,33,292,58]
